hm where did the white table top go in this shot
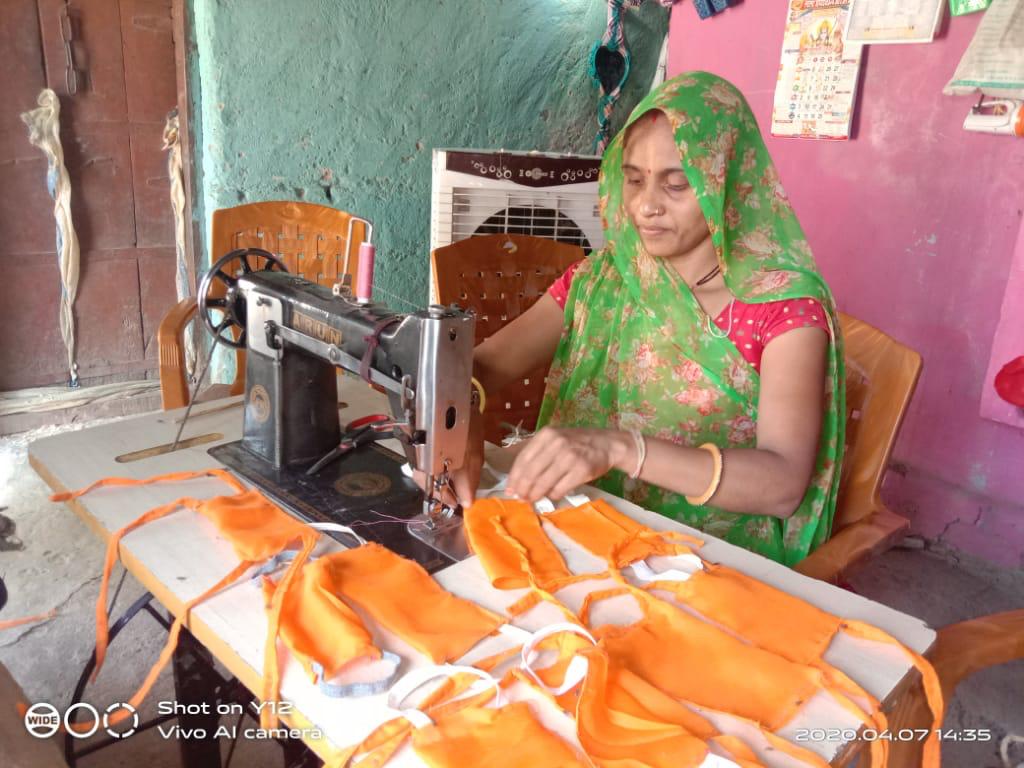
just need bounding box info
[29,385,934,768]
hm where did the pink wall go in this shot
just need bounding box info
[668,4,1024,568]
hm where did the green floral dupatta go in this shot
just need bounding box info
[537,72,845,565]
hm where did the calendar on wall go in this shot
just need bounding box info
[845,0,945,44]
[771,0,864,141]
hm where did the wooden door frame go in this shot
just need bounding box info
[171,0,200,289]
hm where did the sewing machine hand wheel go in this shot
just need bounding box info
[198,248,288,349]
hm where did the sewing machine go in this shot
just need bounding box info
[195,246,475,571]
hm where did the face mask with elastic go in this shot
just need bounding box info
[467,498,943,767]
[262,541,506,676]
[548,499,943,767]
[327,664,587,768]
[52,469,323,731]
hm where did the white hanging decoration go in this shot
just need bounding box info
[163,109,198,378]
[21,89,81,386]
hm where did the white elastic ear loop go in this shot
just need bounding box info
[521,623,598,696]
[478,467,589,514]
[700,753,742,768]
[308,522,368,547]
[387,664,502,729]
[629,555,703,584]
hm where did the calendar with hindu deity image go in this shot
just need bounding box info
[771,0,864,140]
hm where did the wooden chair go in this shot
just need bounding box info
[158,201,368,409]
[431,234,583,444]
[884,608,1024,766]
[795,313,923,584]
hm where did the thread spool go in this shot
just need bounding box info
[356,242,376,303]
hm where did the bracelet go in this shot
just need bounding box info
[685,443,723,506]
[470,376,486,414]
[628,429,647,480]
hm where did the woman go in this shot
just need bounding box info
[455,72,844,566]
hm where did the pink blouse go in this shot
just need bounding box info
[547,261,830,373]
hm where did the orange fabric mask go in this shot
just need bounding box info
[544,498,703,568]
[52,469,318,730]
[264,542,505,670]
[329,666,585,768]
[514,624,820,768]
[411,701,586,768]
[463,497,572,589]
[545,500,943,767]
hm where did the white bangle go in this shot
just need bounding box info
[628,430,647,480]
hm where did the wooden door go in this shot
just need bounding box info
[0,0,180,390]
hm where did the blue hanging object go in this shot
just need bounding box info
[693,0,731,20]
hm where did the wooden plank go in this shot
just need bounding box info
[137,247,178,359]
[129,124,175,248]
[37,0,128,122]
[28,388,936,767]
[120,0,177,124]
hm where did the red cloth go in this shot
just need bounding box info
[995,356,1024,407]
[547,261,830,373]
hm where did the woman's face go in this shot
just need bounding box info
[622,111,711,260]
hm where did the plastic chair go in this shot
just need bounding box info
[158,201,368,410]
[794,313,923,584]
[431,234,583,444]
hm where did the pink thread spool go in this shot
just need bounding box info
[356,242,376,303]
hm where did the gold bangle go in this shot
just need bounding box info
[470,376,486,414]
[685,443,723,506]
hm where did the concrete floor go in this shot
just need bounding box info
[1,419,1022,768]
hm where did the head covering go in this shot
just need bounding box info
[538,71,845,565]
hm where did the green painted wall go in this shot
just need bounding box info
[189,0,666,374]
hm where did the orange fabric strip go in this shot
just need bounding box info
[69,560,253,734]
[845,618,944,768]
[94,498,185,678]
[0,608,57,631]
[50,468,246,502]
[261,534,318,729]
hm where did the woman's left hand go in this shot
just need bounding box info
[506,428,633,502]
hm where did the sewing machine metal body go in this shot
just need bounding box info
[237,271,473,479]
[200,252,475,570]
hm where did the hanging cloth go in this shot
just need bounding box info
[161,109,197,378]
[21,89,81,386]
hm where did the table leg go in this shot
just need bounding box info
[172,628,224,768]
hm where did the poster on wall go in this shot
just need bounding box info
[845,0,946,44]
[771,0,864,140]
[945,0,1024,97]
